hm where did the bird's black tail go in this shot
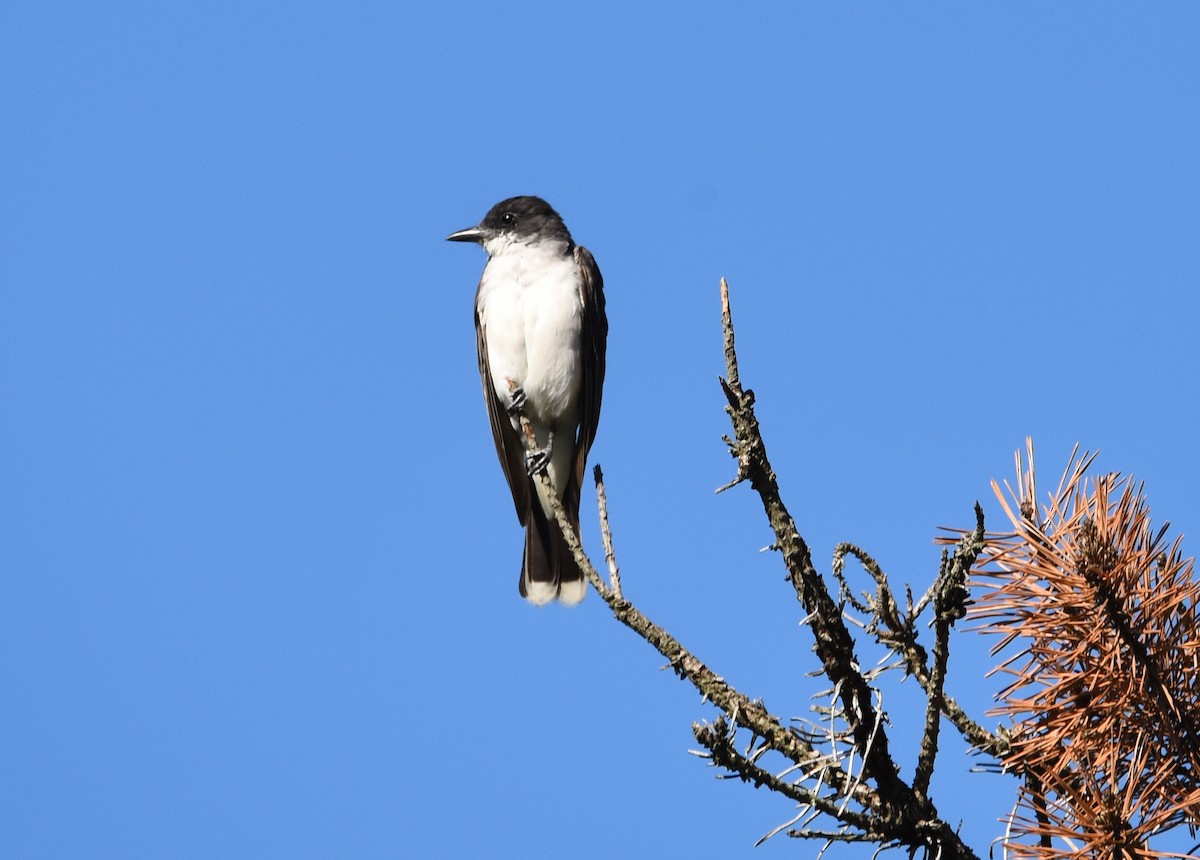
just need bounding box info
[519,487,586,605]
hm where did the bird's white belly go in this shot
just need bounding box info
[477,252,583,505]
[478,257,583,427]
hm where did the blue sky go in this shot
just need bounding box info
[3,3,1198,858]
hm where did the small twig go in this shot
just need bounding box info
[1025,773,1054,851]
[758,807,822,848]
[787,828,894,845]
[694,717,873,831]
[832,542,901,626]
[720,277,740,391]
[837,522,1003,762]
[593,465,622,599]
[915,506,985,801]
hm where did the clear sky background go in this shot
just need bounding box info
[3,4,1198,858]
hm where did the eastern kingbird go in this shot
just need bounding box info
[447,196,608,605]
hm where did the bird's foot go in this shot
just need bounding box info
[525,448,551,476]
[524,429,555,476]
[505,385,528,417]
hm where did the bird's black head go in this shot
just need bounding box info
[446,196,573,251]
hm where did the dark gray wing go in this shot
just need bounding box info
[570,245,608,495]
[475,307,531,523]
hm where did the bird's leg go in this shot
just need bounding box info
[525,429,554,477]
[502,378,552,476]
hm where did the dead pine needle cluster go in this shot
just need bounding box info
[958,440,1200,860]
[509,279,1198,859]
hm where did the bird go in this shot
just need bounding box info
[447,196,608,605]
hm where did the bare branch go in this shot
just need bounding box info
[506,400,877,811]
[914,506,984,800]
[593,464,622,600]
[715,278,980,860]
[718,283,905,798]
[494,279,1005,860]
[694,716,874,830]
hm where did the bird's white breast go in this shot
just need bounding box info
[476,243,583,429]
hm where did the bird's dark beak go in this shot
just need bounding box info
[446,226,487,243]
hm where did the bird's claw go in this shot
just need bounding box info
[505,386,527,417]
[525,447,552,476]
[524,428,555,476]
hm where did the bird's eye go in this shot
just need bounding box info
[501,212,516,226]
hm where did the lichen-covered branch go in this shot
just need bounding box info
[716,279,901,791]
[503,277,1195,859]
[841,529,1004,761]
[693,716,875,831]
[714,280,979,858]
[505,278,1001,858]
[510,410,877,812]
[914,509,983,800]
